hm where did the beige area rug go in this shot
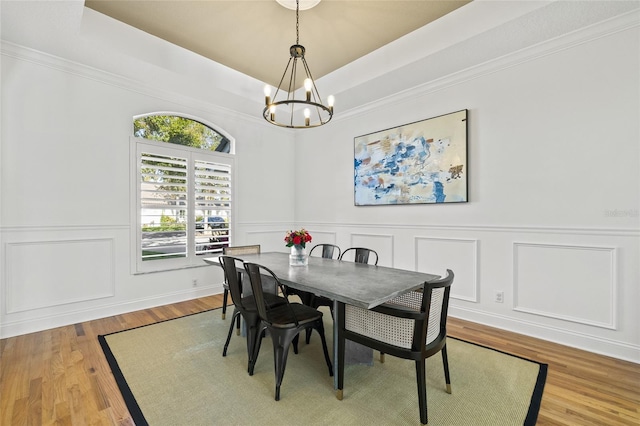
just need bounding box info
[99,308,546,426]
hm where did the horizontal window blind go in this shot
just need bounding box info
[140,152,188,261]
[194,160,232,256]
[134,138,234,272]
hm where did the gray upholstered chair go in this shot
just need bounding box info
[336,270,454,425]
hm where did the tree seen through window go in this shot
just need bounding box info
[134,115,230,153]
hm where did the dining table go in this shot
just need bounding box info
[204,251,440,387]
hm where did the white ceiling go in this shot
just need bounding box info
[84,0,471,88]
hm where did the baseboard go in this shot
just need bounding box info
[0,284,223,339]
[449,306,640,364]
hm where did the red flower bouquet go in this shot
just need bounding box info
[284,228,312,249]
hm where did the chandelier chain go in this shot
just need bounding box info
[296,0,300,44]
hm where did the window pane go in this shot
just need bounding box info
[195,160,231,256]
[140,152,188,261]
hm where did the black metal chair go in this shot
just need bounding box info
[244,262,334,401]
[339,247,379,265]
[219,255,286,373]
[309,243,341,260]
[281,244,337,306]
[300,243,342,343]
[221,245,261,321]
[336,270,454,425]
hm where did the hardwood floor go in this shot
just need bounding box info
[1,295,638,425]
[447,320,640,425]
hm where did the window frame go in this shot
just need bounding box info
[130,136,236,274]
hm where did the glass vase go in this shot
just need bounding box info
[289,245,308,266]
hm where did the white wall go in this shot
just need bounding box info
[293,19,640,362]
[0,4,297,337]
[1,1,638,363]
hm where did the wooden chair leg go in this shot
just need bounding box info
[441,344,452,394]
[415,359,428,425]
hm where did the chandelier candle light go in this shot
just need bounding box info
[263,0,334,128]
[285,228,312,266]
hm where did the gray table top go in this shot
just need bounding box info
[204,252,439,309]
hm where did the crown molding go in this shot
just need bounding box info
[333,8,640,123]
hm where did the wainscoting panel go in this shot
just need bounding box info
[513,242,617,329]
[415,237,479,302]
[306,231,338,246]
[6,238,115,313]
[349,233,394,267]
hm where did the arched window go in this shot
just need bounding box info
[131,113,234,273]
[133,115,231,153]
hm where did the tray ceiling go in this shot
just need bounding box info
[84,0,470,87]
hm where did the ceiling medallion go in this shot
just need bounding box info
[275,0,321,11]
[263,0,334,128]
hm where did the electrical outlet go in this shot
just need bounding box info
[494,291,504,303]
[192,279,198,287]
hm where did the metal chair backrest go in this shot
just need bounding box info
[219,256,246,309]
[309,243,341,259]
[222,246,260,293]
[243,262,298,327]
[340,247,378,265]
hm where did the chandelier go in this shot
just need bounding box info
[263,0,334,128]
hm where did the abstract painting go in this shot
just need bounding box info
[354,109,467,206]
